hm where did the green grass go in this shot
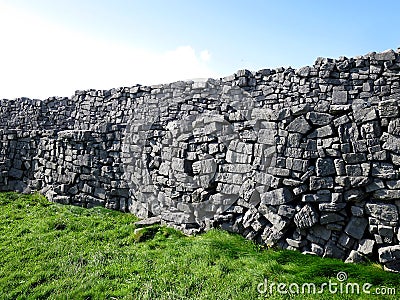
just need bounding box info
[0,192,399,299]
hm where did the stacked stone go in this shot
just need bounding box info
[0,49,400,270]
[0,129,40,192]
[33,125,129,211]
[0,97,73,131]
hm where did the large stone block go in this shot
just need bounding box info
[306,112,333,125]
[365,203,398,222]
[345,217,368,239]
[260,188,293,205]
[316,158,335,177]
[332,89,348,104]
[309,176,334,190]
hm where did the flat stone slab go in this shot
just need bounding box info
[134,216,161,228]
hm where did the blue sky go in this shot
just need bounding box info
[0,0,399,99]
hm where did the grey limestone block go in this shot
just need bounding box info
[371,162,396,179]
[286,116,312,134]
[294,204,319,229]
[258,205,289,232]
[309,176,334,190]
[378,245,400,263]
[342,153,367,164]
[373,189,400,200]
[382,134,400,154]
[345,217,368,240]
[261,226,285,246]
[345,250,365,264]
[306,111,333,126]
[332,89,348,105]
[379,100,399,118]
[260,187,293,206]
[357,239,375,256]
[378,225,394,238]
[310,225,331,241]
[316,158,335,177]
[365,203,398,222]
[338,233,355,249]
[323,240,345,259]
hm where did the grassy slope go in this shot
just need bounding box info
[0,192,399,300]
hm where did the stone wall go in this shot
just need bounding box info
[2,49,400,271]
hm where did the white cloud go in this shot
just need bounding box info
[200,50,211,62]
[0,3,217,99]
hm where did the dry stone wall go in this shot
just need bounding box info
[2,49,400,271]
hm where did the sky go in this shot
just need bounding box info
[0,0,399,99]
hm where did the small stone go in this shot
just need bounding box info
[323,240,345,259]
[286,238,306,248]
[291,103,311,115]
[384,261,400,273]
[306,112,333,125]
[378,245,400,263]
[343,189,365,202]
[345,250,365,263]
[319,202,346,212]
[277,205,296,218]
[294,204,319,229]
[387,180,400,189]
[333,114,350,127]
[296,66,310,77]
[357,239,375,256]
[345,217,368,239]
[310,225,331,240]
[261,226,285,246]
[378,225,394,238]
[286,116,312,134]
[330,104,352,113]
[352,106,377,123]
[371,162,396,179]
[307,125,334,138]
[380,100,399,118]
[382,134,400,154]
[320,213,345,225]
[334,159,346,175]
[310,243,324,256]
[339,233,355,249]
[342,153,366,164]
[374,49,396,61]
[258,128,276,145]
[135,216,161,228]
[302,190,331,203]
[365,179,385,192]
[351,206,364,216]
[373,189,400,200]
[309,176,334,190]
[258,205,288,231]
